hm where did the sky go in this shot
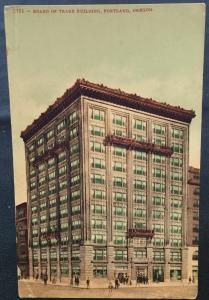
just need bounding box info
[4,4,205,205]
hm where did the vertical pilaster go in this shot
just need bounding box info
[164,247,170,282]
[47,246,50,280]
[107,244,114,280]
[182,247,188,282]
[28,247,34,279]
[147,246,153,282]
[80,244,93,281]
[56,245,60,281]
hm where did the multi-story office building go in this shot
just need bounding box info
[21,79,195,283]
[187,166,200,283]
[16,202,29,278]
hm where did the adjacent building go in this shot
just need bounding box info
[187,166,200,283]
[16,202,29,278]
[21,79,195,284]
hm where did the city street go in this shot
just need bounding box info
[18,280,197,299]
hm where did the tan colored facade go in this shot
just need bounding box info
[21,80,195,284]
[187,166,199,283]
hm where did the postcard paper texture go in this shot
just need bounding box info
[4,3,205,298]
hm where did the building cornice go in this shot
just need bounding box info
[21,79,196,142]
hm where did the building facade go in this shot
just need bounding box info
[187,166,200,283]
[21,79,195,284]
[16,202,29,278]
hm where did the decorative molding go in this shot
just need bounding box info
[105,135,173,157]
[21,79,195,142]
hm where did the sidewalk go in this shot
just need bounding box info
[20,278,197,289]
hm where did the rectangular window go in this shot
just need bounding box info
[46,129,54,140]
[91,204,106,214]
[152,224,164,233]
[114,206,126,216]
[170,225,182,234]
[71,175,80,186]
[113,161,126,172]
[133,134,146,142]
[91,174,105,184]
[92,219,106,229]
[153,168,165,178]
[69,111,78,125]
[93,266,107,278]
[71,250,80,260]
[153,237,164,247]
[70,144,79,155]
[171,198,182,208]
[152,210,164,220]
[59,180,67,190]
[113,114,126,126]
[171,185,183,195]
[113,192,127,202]
[172,142,183,153]
[133,194,146,204]
[71,159,80,170]
[49,198,57,208]
[113,235,126,245]
[58,151,66,162]
[91,158,105,169]
[171,251,182,262]
[91,108,105,121]
[153,124,166,135]
[115,250,127,261]
[71,190,80,201]
[48,158,55,168]
[90,141,105,153]
[60,208,68,218]
[48,171,55,181]
[172,128,183,139]
[114,221,127,230]
[171,157,183,167]
[152,182,165,193]
[134,249,146,258]
[37,136,44,146]
[90,125,105,137]
[114,128,127,137]
[171,171,183,181]
[72,220,81,230]
[153,137,166,146]
[133,165,146,176]
[113,146,126,157]
[92,189,106,200]
[152,196,165,206]
[133,222,146,229]
[153,154,166,164]
[171,212,182,221]
[134,208,146,218]
[60,195,68,204]
[113,176,126,187]
[134,151,146,161]
[133,119,146,131]
[94,249,106,260]
[59,165,67,176]
[71,205,80,216]
[92,234,106,244]
[57,120,66,133]
[170,239,182,247]
[134,179,146,190]
[153,251,165,262]
[70,127,79,139]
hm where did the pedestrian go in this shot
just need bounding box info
[86,277,90,288]
[108,281,113,295]
[192,276,195,284]
[189,276,192,284]
[43,274,48,285]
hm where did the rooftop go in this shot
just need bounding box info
[21,79,196,142]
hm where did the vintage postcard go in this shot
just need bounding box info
[4,3,205,298]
